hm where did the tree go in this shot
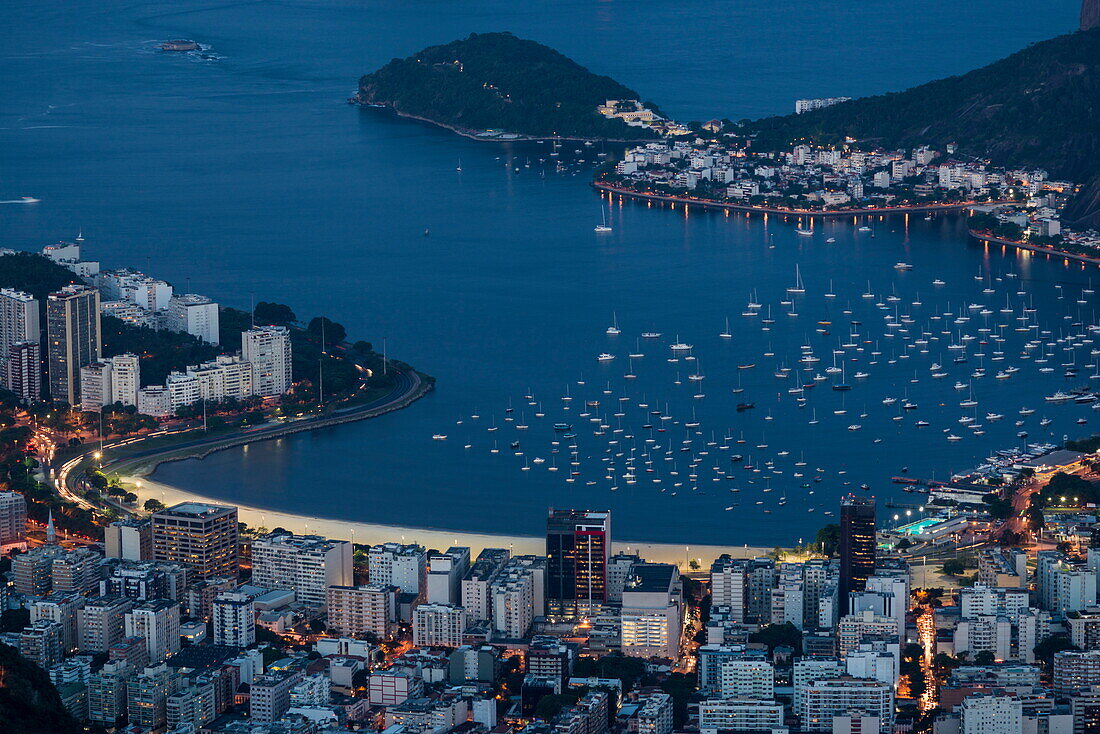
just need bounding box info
[941,559,966,576]
[254,302,296,326]
[143,498,165,513]
[352,340,373,354]
[974,650,996,665]
[1034,634,1078,664]
[307,317,347,346]
[815,523,840,557]
[122,492,137,504]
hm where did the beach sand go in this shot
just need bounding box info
[128,476,774,566]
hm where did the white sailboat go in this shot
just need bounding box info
[787,264,806,294]
[594,205,612,233]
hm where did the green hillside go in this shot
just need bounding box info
[358,32,658,140]
[747,28,1100,188]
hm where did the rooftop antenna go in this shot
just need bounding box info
[250,292,255,328]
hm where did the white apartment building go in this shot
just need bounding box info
[491,565,535,639]
[110,354,140,406]
[960,586,1030,618]
[213,592,255,648]
[137,385,171,417]
[718,660,775,700]
[698,699,784,734]
[80,361,113,412]
[251,532,353,609]
[241,325,292,395]
[960,693,1022,734]
[836,610,899,657]
[426,547,471,605]
[413,603,467,648]
[793,659,845,711]
[369,543,426,597]
[620,563,682,660]
[799,678,893,732]
[166,294,219,345]
[186,355,254,402]
[326,584,397,639]
[166,372,201,412]
[80,354,141,411]
[125,599,181,662]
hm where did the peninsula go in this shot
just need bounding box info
[355,32,666,141]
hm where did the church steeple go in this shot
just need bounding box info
[46,510,56,545]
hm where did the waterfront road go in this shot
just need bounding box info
[50,366,429,506]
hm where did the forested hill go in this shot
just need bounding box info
[746,27,1100,211]
[358,32,657,140]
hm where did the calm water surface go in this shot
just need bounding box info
[1,0,1088,544]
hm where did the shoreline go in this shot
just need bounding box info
[594,181,992,218]
[968,229,1100,267]
[125,475,775,566]
[355,101,655,145]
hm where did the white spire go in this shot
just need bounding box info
[46,509,56,545]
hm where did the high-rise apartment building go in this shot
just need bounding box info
[251,532,353,609]
[799,677,893,732]
[546,508,611,618]
[125,599,181,662]
[78,595,134,653]
[87,660,131,726]
[327,584,398,639]
[0,490,28,552]
[839,495,876,615]
[241,325,292,395]
[165,294,219,345]
[105,518,152,561]
[0,288,40,399]
[46,284,101,404]
[151,502,238,579]
[212,592,255,648]
[413,603,468,648]
[427,547,472,605]
[369,542,427,597]
[960,693,1022,734]
[7,340,41,401]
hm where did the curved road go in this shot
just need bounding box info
[52,366,429,504]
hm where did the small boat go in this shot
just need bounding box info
[597,353,615,362]
[606,312,621,335]
[432,434,447,440]
[796,227,814,236]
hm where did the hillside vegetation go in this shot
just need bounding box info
[747,28,1100,190]
[359,32,657,140]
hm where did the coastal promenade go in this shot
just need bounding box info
[594,181,985,218]
[968,229,1100,267]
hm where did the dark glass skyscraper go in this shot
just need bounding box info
[839,495,876,615]
[546,508,610,619]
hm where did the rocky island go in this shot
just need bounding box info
[356,32,664,141]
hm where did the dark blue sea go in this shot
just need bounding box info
[1,0,1090,545]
